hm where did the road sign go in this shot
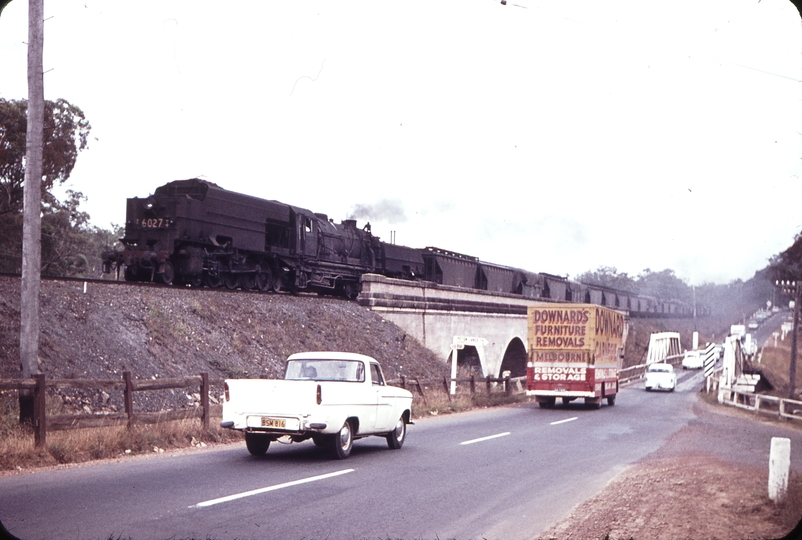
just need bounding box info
[703,343,716,378]
[453,336,488,347]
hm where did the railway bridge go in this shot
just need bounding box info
[358,274,545,379]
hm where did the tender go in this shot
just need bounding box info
[221,352,414,459]
[644,362,676,392]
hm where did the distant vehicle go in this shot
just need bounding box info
[730,325,746,338]
[747,321,759,330]
[645,363,676,392]
[682,350,703,370]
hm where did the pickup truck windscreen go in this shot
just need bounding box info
[284,359,366,382]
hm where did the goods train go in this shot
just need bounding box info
[102,179,695,317]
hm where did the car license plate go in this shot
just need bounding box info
[261,417,286,428]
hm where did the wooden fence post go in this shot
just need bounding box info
[401,376,406,390]
[123,371,134,428]
[470,375,476,396]
[443,376,451,402]
[33,374,46,448]
[486,377,492,395]
[505,376,512,397]
[200,372,210,431]
[415,378,427,406]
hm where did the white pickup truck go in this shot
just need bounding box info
[221,352,414,459]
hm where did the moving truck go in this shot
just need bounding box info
[526,303,627,408]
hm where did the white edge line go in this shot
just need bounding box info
[460,432,511,445]
[550,417,578,426]
[190,468,355,508]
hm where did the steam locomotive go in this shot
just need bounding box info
[102,179,694,316]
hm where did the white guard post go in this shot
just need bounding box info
[769,437,791,503]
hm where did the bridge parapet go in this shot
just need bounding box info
[358,273,538,314]
[358,274,548,378]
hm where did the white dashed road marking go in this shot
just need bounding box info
[191,469,355,508]
[460,432,511,445]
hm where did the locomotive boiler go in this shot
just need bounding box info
[102,179,425,298]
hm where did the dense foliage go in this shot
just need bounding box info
[574,264,774,320]
[0,97,119,276]
[0,98,90,215]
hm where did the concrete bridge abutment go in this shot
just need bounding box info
[358,274,547,378]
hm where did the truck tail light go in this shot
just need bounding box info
[316,384,322,405]
[224,382,230,402]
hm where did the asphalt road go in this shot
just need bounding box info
[0,369,726,540]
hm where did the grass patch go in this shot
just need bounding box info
[411,389,526,418]
[757,341,802,399]
[774,471,802,533]
[0,398,241,472]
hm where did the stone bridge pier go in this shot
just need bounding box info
[358,274,548,378]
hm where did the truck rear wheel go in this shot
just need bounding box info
[312,434,328,447]
[606,395,616,406]
[245,432,271,456]
[584,397,602,409]
[537,397,556,408]
[331,420,354,459]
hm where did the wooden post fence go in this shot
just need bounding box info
[0,372,216,447]
[34,374,46,447]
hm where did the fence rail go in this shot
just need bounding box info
[717,387,802,422]
[388,375,522,405]
[619,353,685,384]
[0,372,219,447]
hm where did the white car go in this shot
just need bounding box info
[645,363,676,391]
[681,350,703,370]
[222,352,414,459]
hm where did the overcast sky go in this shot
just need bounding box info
[1,0,801,286]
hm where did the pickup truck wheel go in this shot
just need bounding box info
[245,433,271,456]
[331,420,353,459]
[312,435,328,447]
[386,417,406,450]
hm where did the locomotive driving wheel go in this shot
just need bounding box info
[240,273,256,290]
[223,273,240,290]
[204,272,222,288]
[255,267,273,292]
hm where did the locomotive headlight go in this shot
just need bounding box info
[144,202,154,210]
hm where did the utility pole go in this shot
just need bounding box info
[790,282,799,401]
[19,0,45,424]
[776,280,799,401]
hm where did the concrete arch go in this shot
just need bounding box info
[498,337,527,378]
[455,345,483,374]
